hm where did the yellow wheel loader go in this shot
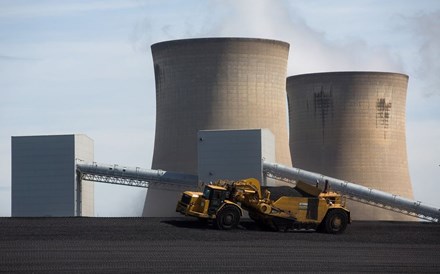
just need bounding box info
[176,178,350,233]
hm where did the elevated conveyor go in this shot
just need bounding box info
[263,161,440,222]
[76,162,198,191]
[76,161,439,222]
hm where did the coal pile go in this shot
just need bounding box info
[0,217,439,273]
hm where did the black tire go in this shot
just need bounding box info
[215,206,240,230]
[322,209,348,234]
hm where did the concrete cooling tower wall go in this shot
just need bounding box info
[287,71,414,221]
[143,38,292,216]
[151,38,292,173]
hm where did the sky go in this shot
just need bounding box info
[0,0,439,217]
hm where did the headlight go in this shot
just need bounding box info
[201,201,205,207]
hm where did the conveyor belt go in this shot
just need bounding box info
[76,162,198,191]
[76,160,439,222]
[263,161,440,222]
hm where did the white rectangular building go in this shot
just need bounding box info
[11,134,94,217]
[197,129,276,185]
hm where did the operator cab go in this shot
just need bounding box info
[203,185,230,214]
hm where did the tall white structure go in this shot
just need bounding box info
[11,134,94,217]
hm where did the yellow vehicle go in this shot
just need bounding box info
[176,178,350,233]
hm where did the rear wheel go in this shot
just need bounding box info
[215,206,240,230]
[322,209,348,234]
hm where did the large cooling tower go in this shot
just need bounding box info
[151,38,292,172]
[144,38,292,216]
[287,71,414,220]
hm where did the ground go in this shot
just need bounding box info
[0,217,439,273]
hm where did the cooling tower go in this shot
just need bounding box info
[151,38,292,172]
[143,38,292,216]
[287,71,414,220]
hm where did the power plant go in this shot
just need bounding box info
[10,37,438,223]
[286,72,413,220]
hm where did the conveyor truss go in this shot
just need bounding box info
[76,160,439,222]
[262,162,439,223]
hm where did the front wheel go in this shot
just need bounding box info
[322,209,348,234]
[215,206,240,230]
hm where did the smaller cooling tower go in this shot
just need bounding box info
[287,71,414,220]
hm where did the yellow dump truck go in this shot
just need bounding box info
[176,178,350,233]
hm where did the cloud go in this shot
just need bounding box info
[0,0,141,19]
[139,0,404,75]
[404,11,440,97]
[0,41,154,123]
[131,17,153,53]
[0,54,40,61]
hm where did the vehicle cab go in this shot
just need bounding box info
[176,185,230,218]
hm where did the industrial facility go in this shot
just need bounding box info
[10,38,440,222]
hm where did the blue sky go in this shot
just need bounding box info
[1,0,439,216]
